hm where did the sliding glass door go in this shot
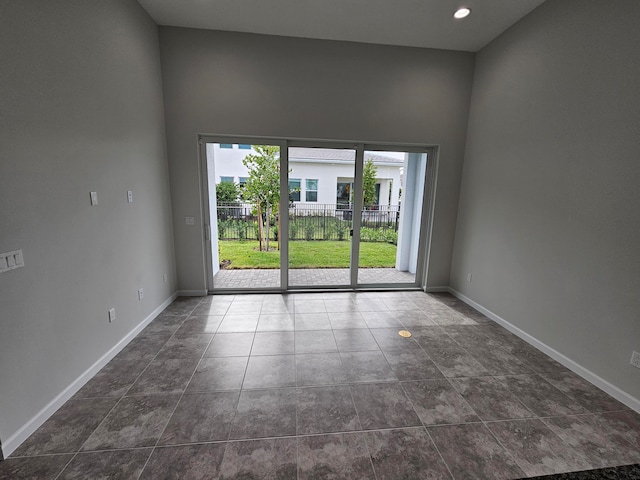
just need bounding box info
[357,149,428,287]
[287,146,357,288]
[202,140,283,290]
[201,137,434,292]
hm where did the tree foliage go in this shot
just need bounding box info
[363,159,378,207]
[241,146,280,206]
[242,145,281,250]
[216,181,240,203]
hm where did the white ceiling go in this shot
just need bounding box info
[138,0,546,52]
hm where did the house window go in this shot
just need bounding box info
[305,179,318,202]
[220,176,234,183]
[289,179,301,202]
[239,177,248,187]
[219,144,233,149]
[238,144,251,150]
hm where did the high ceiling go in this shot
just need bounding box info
[138,0,546,52]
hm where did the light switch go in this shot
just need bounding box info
[6,255,15,268]
[14,250,24,266]
[127,190,133,203]
[0,257,7,271]
[90,191,98,205]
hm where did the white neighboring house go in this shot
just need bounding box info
[207,143,403,208]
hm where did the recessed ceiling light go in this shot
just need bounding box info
[454,7,471,19]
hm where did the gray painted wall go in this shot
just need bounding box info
[451,0,640,399]
[159,28,475,291]
[0,1,176,445]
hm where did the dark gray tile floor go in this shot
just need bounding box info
[2,291,640,480]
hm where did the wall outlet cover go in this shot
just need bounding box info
[0,250,25,273]
[138,288,144,300]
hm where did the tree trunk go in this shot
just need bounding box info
[265,202,270,252]
[257,202,264,251]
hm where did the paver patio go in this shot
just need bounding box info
[213,268,416,289]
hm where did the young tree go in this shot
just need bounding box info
[362,159,378,208]
[241,145,280,251]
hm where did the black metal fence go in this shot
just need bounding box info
[216,202,399,244]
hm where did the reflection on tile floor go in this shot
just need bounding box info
[2,292,639,479]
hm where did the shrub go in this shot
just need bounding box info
[359,227,398,245]
[323,223,333,240]
[384,230,398,245]
[304,223,315,241]
[290,221,299,240]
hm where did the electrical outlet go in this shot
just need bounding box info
[631,351,640,369]
[108,308,116,323]
[138,288,144,301]
[127,190,133,203]
[0,249,24,273]
[163,273,167,283]
[467,273,472,283]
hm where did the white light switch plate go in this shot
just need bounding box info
[90,191,98,205]
[127,190,133,203]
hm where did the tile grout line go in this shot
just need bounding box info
[484,416,596,477]
[479,415,531,478]
[51,451,80,480]
[134,297,220,479]
[71,319,185,457]
[210,294,259,468]
[423,426,457,480]
[13,292,639,479]
[14,313,198,470]
[57,299,201,480]
[343,379,378,479]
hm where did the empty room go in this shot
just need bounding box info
[0,0,638,478]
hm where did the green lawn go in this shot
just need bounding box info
[219,240,396,269]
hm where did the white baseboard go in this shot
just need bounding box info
[177,289,208,297]
[1,292,178,458]
[448,287,640,414]
[425,286,450,293]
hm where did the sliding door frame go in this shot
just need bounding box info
[198,134,438,293]
[199,134,287,293]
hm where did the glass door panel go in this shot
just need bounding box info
[357,150,427,286]
[206,142,281,290]
[287,146,356,288]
